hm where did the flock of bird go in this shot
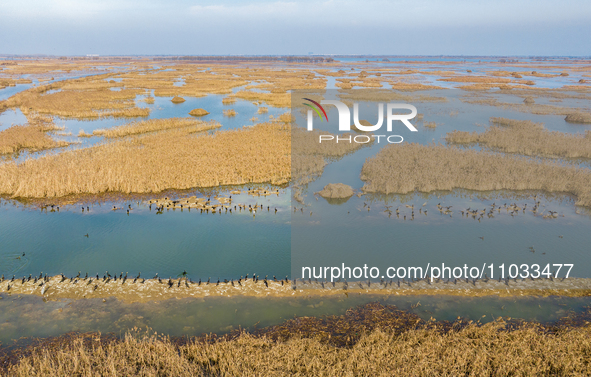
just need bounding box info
[37,190,563,224]
[37,188,282,217]
[0,270,572,296]
[370,195,561,222]
[0,271,297,294]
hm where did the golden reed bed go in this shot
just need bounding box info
[0,117,68,155]
[4,302,591,376]
[361,143,591,207]
[92,118,220,138]
[446,117,591,159]
[0,122,290,198]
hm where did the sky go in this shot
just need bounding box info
[1,0,590,56]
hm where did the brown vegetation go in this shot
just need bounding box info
[0,117,68,155]
[360,143,591,207]
[462,96,589,116]
[5,303,591,376]
[223,109,236,117]
[423,121,437,128]
[0,122,290,198]
[171,96,185,103]
[565,112,591,124]
[188,108,209,117]
[92,118,220,138]
[446,117,591,159]
[316,183,355,199]
[0,76,150,119]
[231,90,291,108]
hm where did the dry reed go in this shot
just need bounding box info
[92,118,220,138]
[7,85,150,119]
[232,90,291,108]
[446,117,591,159]
[0,123,290,198]
[171,96,185,103]
[0,122,67,155]
[462,96,589,116]
[565,112,591,124]
[6,306,591,376]
[424,121,437,128]
[188,108,209,117]
[361,143,591,207]
[223,109,236,117]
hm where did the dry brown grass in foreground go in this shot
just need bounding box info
[0,123,290,198]
[361,143,591,207]
[92,118,220,138]
[6,303,591,376]
[446,117,591,159]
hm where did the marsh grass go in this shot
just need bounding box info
[446,117,591,159]
[0,74,151,119]
[5,303,591,376]
[361,143,591,207]
[232,90,291,108]
[188,108,209,117]
[18,88,149,119]
[223,109,237,117]
[462,96,589,116]
[0,122,68,155]
[0,122,290,198]
[565,112,591,124]
[92,118,220,138]
[424,121,437,128]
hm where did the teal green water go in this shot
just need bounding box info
[0,189,291,281]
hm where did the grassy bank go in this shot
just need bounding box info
[3,302,591,376]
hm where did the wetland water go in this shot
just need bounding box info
[1,62,591,344]
[1,293,591,344]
